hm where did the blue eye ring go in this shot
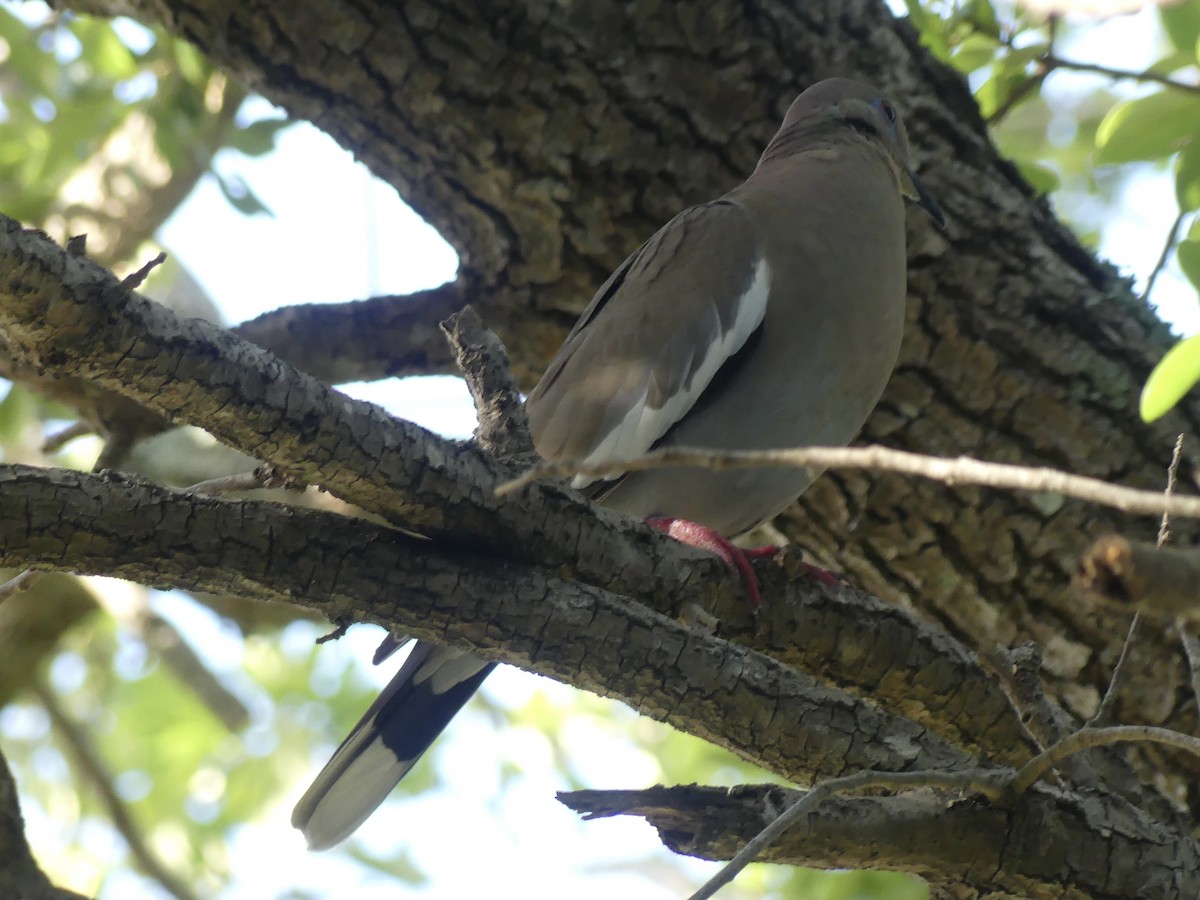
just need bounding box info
[881,100,897,124]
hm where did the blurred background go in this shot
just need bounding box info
[1,0,1199,897]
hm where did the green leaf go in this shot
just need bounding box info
[214,170,273,217]
[1178,234,1200,289]
[228,117,291,157]
[1141,331,1200,421]
[964,0,1000,38]
[0,383,34,438]
[171,39,211,86]
[975,68,1026,119]
[904,0,951,61]
[1016,159,1060,195]
[1095,91,1200,164]
[951,34,1000,74]
[0,7,54,94]
[1162,0,1200,57]
[70,17,138,80]
[1178,141,1200,211]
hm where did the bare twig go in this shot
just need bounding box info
[94,432,136,471]
[1179,620,1200,724]
[118,251,167,293]
[1011,725,1200,794]
[987,67,1050,125]
[1149,433,1200,723]
[185,471,272,495]
[1088,438,1181,727]
[499,445,1200,519]
[1046,56,1200,96]
[184,465,296,496]
[688,768,1004,900]
[1141,213,1188,307]
[981,643,1070,749]
[1089,436,1190,734]
[138,611,250,732]
[1087,613,1144,727]
[440,305,534,460]
[0,570,40,605]
[1158,435,1184,546]
[1075,535,1200,617]
[32,680,201,900]
[41,421,93,453]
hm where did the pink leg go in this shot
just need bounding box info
[646,517,779,608]
[797,561,845,588]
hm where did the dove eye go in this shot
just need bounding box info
[881,101,897,124]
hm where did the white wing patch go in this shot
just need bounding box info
[574,256,772,486]
[297,733,413,850]
[410,645,492,695]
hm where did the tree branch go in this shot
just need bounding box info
[439,305,534,460]
[559,778,1200,897]
[0,214,1050,774]
[0,212,724,610]
[500,444,1200,520]
[31,680,199,900]
[233,282,473,384]
[1012,725,1200,793]
[0,744,90,900]
[0,464,975,787]
[1075,535,1200,618]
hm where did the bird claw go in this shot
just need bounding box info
[646,516,775,608]
[797,561,847,587]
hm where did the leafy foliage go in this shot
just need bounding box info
[908,0,1200,418]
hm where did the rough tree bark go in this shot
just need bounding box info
[0,0,1195,896]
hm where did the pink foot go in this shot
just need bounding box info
[798,561,845,588]
[646,517,778,608]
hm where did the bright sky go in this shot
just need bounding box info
[7,2,1200,898]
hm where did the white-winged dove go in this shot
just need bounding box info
[292,77,943,850]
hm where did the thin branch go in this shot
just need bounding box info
[1147,433,1200,723]
[184,471,272,495]
[118,251,167,293]
[1087,613,1143,727]
[1178,619,1200,725]
[1075,535,1200,617]
[0,570,40,605]
[137,611,250,733]
[499,444,1200,519]
[184,464,296,496]
[1157,434,1184,546]
[987,66,1050,125]
[31,679,200,900]
[981,643,1070,750]
[0,746,89,900]
[439,305,534,460]
[1046,55,1200,96]
[233,282,472,385]
[688,768,1004,900]
[1011,725,1200,793]
[1140,212,1188,307]
[41,421,93,453]
[1087,436,1182,726]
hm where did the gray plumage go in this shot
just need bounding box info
[292,77,941,851]
[527,77,940,534]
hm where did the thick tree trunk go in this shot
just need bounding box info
[12,0,1198,894]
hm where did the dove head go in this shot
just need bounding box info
[761,77,944,228]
